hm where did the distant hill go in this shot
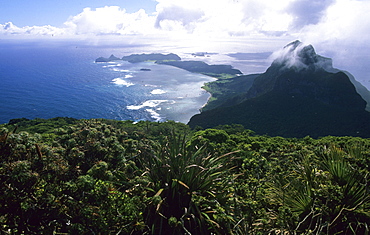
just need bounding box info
[158,60,242,78]
[122,53,181,63]
[95,53,242,78]
[95,54,121,62]
[189,40,370,138]
[95,53,181,63]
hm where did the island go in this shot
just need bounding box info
[121,53,181,63]
[95,53,181,63]
[95,54,121,62]
[96,53,242,78]
[157,60,242,78]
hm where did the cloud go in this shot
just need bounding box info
[270,40,309,69]
[287,0,335,29]
[64,6,156,35]
[0,0,369,47]
[296,0,370,87]
[0,0,345,38]
[155,5,204,32]
[0,6,157,37]
[153,0,294,36]
[269,40,334,72]
[0,22,66,36]
[299,0,370,45]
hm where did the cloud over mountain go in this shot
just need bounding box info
[270,40,333,72]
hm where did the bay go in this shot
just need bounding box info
[0,42,215,124]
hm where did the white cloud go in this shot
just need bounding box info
[1,0,367,41]
[0,22,66,36]
[287,0,335,29]
[0,0,343,38]
[1,0,369,58]
[153,0,295,36]
[299,0,370,45]
[296,0,370,86]
[155,5,204,32]
[270,40,309,69]
[64,6,156,35]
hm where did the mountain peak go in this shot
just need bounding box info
[189,40,370,137]
[271,40,333,72]
[284,39,302,49]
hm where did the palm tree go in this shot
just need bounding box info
[269,146,369,234]
[136,134,238,234]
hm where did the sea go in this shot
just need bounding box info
[0,41,222,124]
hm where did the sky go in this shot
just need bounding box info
[0,0,157,27]
[1,0,370,86]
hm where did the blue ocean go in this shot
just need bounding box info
[0,42,216,124]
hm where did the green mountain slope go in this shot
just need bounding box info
[202,74,259,111]
[189,41,370,137]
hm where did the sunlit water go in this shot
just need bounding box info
[0,42,215,124]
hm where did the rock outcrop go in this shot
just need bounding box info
[95,54,121,63]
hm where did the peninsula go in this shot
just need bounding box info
[95,53,242,77]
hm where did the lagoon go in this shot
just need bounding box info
[0,43,215,124]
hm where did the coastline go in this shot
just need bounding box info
[95,53,241,120]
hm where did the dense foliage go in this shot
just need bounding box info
[1,118,369,234]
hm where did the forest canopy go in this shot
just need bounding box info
[0,117,369,234]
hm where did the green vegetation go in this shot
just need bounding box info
[1,118,369,234]
[190,68,370,138]
[121,53,181,63]
[201,74,259,111]
[190,41,370,138]
[157,60,242,77]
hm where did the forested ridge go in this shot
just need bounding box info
[0,117,369,234]
[186,41,370,138]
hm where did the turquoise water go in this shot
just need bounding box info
[0,42,215,124]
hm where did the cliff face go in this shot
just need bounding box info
[245,40,365,111]
[250,68,365,111]
[189,41,370,137]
